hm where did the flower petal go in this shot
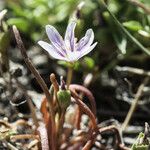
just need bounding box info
[38,41,67,61]
[45,25,66,54]
[66,50,81,62]
[66,42,97,62]
[77,29,94,51]
[64,22,76,51]
[78,42,97,59]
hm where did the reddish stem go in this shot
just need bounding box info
[69,84,96,115]
[13,26,56,150]
[76,106,82,129]
[98,125,129,150]
[70,90,97,129]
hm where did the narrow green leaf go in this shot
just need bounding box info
[100,0,150,56]
[7,18,29,32]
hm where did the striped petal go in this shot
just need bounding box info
[78,42,97,59]
[45,25,66,55]
[38,22,97,62]
[66,41,97,61]
[77,29,94,51]
[64,22,76,51]
[38,41,67,61]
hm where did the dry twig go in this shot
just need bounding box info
[122,77,149,131]
[116,66,150,77]
[12,26,56,150]
[99,125,129,150]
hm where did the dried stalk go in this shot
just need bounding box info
[99,125,129,150]
[100,125,122,145]
[70,74,94,129]
[12,26,56,150]
[70,90,97,129]
[70,84,96,129]
[76,107,81,129]
[116,66,150,77]
[82,131,97,150]
[10,134,39,140]
[69,84,96,115]
[82,140,94,150]
[70,134,88,144]
[28,139,39,149]
[4,142,19,150]
[122,77,149,131]
[0,120,11,128]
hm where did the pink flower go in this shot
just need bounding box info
[38,22,97,62]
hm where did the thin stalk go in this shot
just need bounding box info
[12,26,56,150]
[98,125,129,150]
[116,66,150,77]
[121,77,149,131]
[67,65,73,89]
[10,134,39,140]
[4,141,19,150]
[69,84,96,115]
[82,131,97,150]
[70,90,97,129]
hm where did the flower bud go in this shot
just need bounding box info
[57,89,71,109]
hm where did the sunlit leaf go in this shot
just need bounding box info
[7,18,29,32]
[83,57,95,70]
[100,0,150,56]
[138,30,150,38]
[123,21,143,31]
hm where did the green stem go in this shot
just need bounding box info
[67,65,73,89]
